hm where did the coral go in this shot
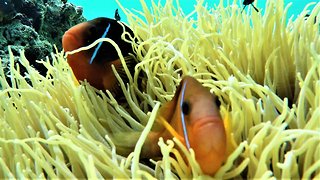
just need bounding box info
[0,0,85,75]
[0,0,319,179]
[0,0,16,22]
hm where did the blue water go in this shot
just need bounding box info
[68,0,318,22]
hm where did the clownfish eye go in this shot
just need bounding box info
[181,101,191,115]
[214,97,221,107]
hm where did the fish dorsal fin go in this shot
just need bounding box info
[180,79,191,149]
[114,9,121,21]
[222,107,238,156]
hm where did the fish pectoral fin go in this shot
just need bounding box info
[157,116,184,142]
[223,111,238,155]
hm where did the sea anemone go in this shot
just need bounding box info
[0,0,319,179]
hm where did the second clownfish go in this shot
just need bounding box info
[154,76,228,175]
[114,76,233,175]
[62,9,136,94]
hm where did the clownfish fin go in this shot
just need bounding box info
[115,9,121,21]
[222,108,238,156]
[157,116,184,142]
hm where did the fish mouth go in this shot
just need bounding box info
[190,115,226,154]
[189,116,227,175]
[192,116,223,130]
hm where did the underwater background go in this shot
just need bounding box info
[0,0,319,178]
[69,0,317,22]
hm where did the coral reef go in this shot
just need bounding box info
[0,0,85,75]
[0,0,15,22]
[0,0,319,179]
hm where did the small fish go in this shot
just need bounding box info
[241,0,259,13]
[62,9,135,93]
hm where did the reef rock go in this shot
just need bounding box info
[0,0,86,75]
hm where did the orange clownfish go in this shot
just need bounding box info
[145,76,227,175]
[62,9,135,93]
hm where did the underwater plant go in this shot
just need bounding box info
[0,0,319,179]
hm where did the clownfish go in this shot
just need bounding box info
[62,9,135,94]
[151,76,227,175]
[241,0,259,13]
[114,76,229,175]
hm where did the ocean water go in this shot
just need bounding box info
[68,0,318,22]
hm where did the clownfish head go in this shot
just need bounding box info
[62,16,135,92]
[157,76,227,175]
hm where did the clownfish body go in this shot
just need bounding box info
[151,76,227,175]
[62,11,135,93]
[114,76,228,175]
